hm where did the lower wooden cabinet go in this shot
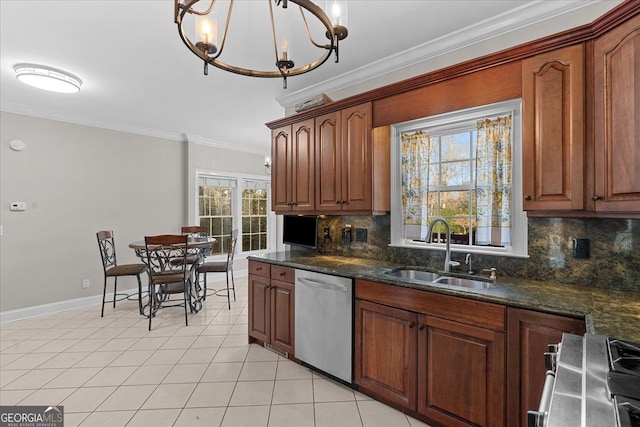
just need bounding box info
[418,316,505,427]
[355,280,587,427]
[355,300,418,409]
[506,307,586,427]
[248,261,295,356]
[355,280,506,427]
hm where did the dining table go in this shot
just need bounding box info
[129,236,215,315]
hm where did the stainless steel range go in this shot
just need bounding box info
[528,333,640,427]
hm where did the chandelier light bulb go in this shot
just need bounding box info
[196,15,217,47]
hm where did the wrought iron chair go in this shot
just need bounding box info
[145,234,192,330]
[96,230,148,317]
[175,226,210,310]
[180,225,209,263]
[196,229,238,309]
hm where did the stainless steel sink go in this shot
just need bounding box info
[385,269,440,283]
[385,268,493,289]
[432,276,492,289]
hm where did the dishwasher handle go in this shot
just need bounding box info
[297,277,349,293]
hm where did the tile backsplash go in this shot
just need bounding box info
[315,216,640,292]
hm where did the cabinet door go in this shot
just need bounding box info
[593,14,640,213]
[418,315,505,427]
[248,274,270,343]
[522,45,585,211]
[354,299,418,410]
[270,279,294,355]
[341,102,372,211]
[315,111,342,211]
[272,126,292,213]
[506,308,585,427]
[291,119,315,212]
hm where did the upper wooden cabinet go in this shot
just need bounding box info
[270,101,389,215]
[316,102,373,213]
[592,13,640,213]
[522,44,585,211]
[523,11,640,218]
[271,119,315,213]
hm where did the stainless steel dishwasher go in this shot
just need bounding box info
[295,269,353,384]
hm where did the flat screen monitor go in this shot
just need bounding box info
[283,215,318,249]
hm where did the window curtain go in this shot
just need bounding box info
[475,115,512,246]
[401,131,432,240]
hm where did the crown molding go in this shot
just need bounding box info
[1,101,265,155]
[184,132,266,155]
[276,0,614,109]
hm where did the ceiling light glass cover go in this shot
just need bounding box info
[174,0,348,88]
[14,63,82,93]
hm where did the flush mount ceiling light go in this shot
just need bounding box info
[174,0,348,88]
[14,63,82,93]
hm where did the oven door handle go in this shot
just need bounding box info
[527,370,556,427]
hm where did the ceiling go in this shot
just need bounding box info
[0,1,623,155]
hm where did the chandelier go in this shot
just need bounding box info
[174,0,348,88]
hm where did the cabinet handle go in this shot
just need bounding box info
[256,267,262,271]
[408,321,415,328]
[336,200,341,204]
[525,195,532,201]
[592,195,601,201]
[280,272,286,276]
[341,200,346,204]
[419,324,425,330]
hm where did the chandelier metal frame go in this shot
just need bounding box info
[174,0,345,88]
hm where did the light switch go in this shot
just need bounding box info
[10,202,26,211]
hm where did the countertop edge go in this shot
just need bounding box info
[248,253,640,342]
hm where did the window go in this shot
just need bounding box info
[197,173,273,257]
[390,99,527,257]
[241,181,269,252]
[198,176,235,255]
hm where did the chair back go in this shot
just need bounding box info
[226,229,239,268]
[144,234,190,279]
[182,226,209,256]
[97,230,117,272]
[181,226,207,237]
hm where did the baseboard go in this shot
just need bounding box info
[0,269,248,323]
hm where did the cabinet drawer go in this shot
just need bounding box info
[249,260,270,278]
[271,265,295,283]
[356,279,506,332]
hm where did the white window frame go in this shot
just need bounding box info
[390,99,528,258]
[196,170,276,260]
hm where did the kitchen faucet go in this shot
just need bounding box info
[425,218,460,273]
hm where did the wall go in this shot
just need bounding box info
[0,112,266,313]
[317,215,640,292]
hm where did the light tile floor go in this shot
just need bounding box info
[0,276,431,427]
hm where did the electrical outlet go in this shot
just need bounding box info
[573,238,590,259]
[355,228,368,242]
[82,279,90,289]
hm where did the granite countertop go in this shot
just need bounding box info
[249,252,640,342]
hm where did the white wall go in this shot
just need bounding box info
[0,112,266,313]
